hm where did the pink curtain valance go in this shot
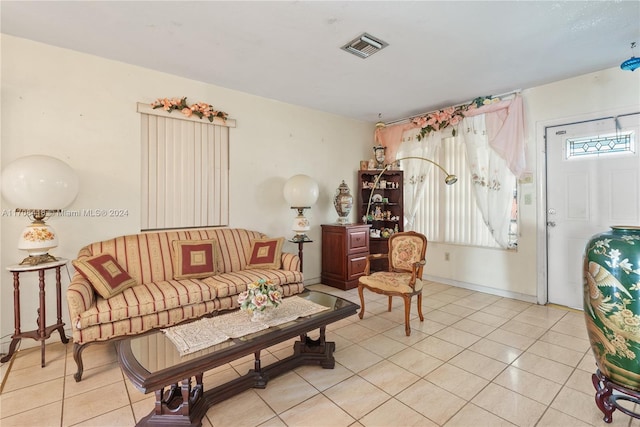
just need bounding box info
[463,94,526,178]
[374,94,526,178]
[375,122,418,165]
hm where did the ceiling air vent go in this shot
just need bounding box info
[341,33,388,59]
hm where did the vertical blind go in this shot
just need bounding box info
[413,136,502,248]
[137,103,236,230]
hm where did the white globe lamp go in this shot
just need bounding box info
[1,155,79,265]
[283,175,319,241]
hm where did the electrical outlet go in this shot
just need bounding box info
[444,252,450,261]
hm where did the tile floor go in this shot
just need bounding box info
[1,281,639,427]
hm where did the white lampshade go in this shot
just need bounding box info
[1,155,79,209]
[283,174,319,208]
[1,155,79,265]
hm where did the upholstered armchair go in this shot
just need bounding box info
[357,231,428,336]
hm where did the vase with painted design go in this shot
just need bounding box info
[584,226,640,394]
[333,180,353,225]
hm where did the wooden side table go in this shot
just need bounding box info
[2,258,70,367]
[289,237,312,273]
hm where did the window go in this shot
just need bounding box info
[566,131,635,159]
[138,103,235,230]
[412,136,518,249]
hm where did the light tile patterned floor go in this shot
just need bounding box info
[1,282,638,426]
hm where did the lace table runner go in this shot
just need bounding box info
[161,296,330,356]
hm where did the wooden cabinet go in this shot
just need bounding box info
[357,170,404,271]
[321,224,370,290]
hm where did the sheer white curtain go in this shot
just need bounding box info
[459,114,516,248]
[396,129,441,230]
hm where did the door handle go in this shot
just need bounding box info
[547,221,556,227]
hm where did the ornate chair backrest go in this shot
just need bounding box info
[388,231,428,275]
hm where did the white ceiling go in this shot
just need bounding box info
[2,1,639,123]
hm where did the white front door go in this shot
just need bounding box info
[546,112,640,309]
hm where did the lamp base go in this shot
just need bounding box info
[20,253,58,266]
[291,208,311,238]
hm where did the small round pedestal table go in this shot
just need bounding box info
[1,258,69,367]
[289,237,312,273]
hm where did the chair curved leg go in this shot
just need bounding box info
[73,342,86,382]
[403,295,412,336]
[357,284,366,320]
[417,292,424,321]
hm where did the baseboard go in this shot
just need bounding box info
[423,274,538,304]
[303,276,321,286]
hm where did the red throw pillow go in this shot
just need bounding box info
[246,237,284,269]
[73,254,137,299]
[172,239,218,279]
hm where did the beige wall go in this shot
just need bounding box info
[0,35,372,351]
[2,34,639,353]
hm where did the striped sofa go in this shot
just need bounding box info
[67,228,304,382]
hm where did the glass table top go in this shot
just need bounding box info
[124,290,357,375]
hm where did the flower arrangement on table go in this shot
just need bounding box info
[151,97,229,122]
[238,279,283,314]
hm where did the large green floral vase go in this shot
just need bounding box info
[584,226,640,390]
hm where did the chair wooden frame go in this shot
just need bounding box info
[357,231,427,336]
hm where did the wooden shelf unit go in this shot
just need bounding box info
[358,170,404,271]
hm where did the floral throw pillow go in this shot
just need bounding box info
[172,239,218,279]
[73,254,137,299]
[246,237,284,270]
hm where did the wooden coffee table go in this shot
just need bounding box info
[117,290,358,427]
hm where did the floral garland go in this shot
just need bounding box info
[412,106,466,140]
[151,97,228,122]
[468,95,501,109]
[411,95,500,140]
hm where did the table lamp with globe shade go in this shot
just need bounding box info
[283,174,319,242]
[1,155,79,265]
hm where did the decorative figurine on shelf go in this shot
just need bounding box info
[373,145,386,169]
[333,180,353,224]
[374,205,383,220]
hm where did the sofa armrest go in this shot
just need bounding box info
[67,272,96,327]
[281,252,301,272]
